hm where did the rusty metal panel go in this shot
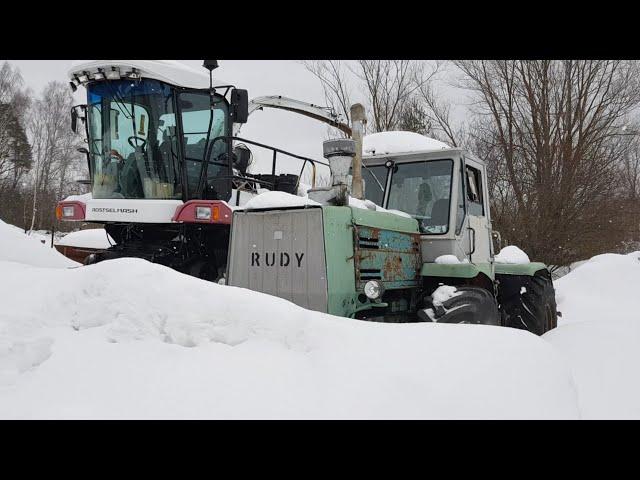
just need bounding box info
[228,208,328,312]
[354,225,421,290]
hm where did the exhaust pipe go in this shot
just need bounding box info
[308,138,355,206]
[350,103,366,200]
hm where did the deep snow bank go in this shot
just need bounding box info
[0,219,79,268]
[553,251,640,326]
[0,257,579,419]
[544,251,640,419]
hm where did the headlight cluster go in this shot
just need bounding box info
[195,205,221,221]
[70,67,140,91]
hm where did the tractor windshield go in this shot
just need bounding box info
[387,159,453,234]
[87,79,182,199]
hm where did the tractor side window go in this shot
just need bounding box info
[456,163,466,234]
[466,166,484,216]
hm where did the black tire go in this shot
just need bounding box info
[418,286,500,325]
[498,270,557,335]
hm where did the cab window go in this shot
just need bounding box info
[465,165,484,216]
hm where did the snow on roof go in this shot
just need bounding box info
[56,229,114,249]
[69,60,229,90]
[363,131,451,156]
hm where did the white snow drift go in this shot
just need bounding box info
[544,251,640,419]
[4,215,640,419]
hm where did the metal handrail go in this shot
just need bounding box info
[197,135,329,197]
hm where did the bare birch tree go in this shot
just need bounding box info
[27,81,84,231]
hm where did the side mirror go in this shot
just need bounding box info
[70,105,86,134]
[230,89,249,124]
[233,145,252,175]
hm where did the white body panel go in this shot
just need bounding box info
[84,190,257,223]
[85,199,183,223]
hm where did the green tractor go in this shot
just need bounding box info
[227,135,557,335]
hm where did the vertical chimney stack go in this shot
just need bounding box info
[350,103,366,200]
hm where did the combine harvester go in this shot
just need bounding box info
[57,60,556,334]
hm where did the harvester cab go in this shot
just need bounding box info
[56,60,329,280]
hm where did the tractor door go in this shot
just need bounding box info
[463,159,492,264]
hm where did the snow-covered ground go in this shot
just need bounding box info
[0,219,638,419]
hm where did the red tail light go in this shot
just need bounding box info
[172,200,232,224]
[55,201,86,221]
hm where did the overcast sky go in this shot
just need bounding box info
[3,59,467,179]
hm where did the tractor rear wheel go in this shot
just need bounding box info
[498,270,557,335]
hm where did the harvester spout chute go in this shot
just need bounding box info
[239,95,352,136]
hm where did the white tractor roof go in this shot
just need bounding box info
[68,60,229,89]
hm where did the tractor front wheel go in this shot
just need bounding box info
[417,286,500,325]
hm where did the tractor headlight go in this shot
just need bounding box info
[62,206,75,218]
[196,206,212,220]
[364,280,384,301]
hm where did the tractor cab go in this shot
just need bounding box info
[361,141,494,269]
